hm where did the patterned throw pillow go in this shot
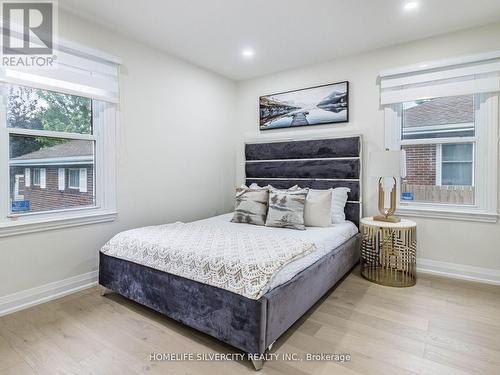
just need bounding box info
[231,187,269,226]
[265,188,308,230]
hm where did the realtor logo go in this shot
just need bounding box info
[3,1,53,54]
[1,0,57,67]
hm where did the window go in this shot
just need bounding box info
[439,143,474,186]
[7,86,95,213]
[381,52,499,222]
[399,95,477,206]
[0,42,119,236]
[32,168,41,186]
[68,169,80,190]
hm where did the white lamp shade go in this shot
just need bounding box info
[369,150,407,178]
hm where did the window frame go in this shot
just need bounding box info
[0,91,117,237]
[437,143,475,187]
[68,168,80,190]
[32,168,41,187]
[384,92,499,223]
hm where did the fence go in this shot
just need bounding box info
[401,183,474,205]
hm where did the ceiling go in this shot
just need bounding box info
[60,0,500,80]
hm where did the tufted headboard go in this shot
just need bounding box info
[244,136,362,227]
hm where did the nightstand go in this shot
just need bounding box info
[360,217,417,287]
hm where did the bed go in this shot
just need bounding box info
[99,136,362,370]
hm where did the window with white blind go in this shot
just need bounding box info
[0,40,120,237]
[381,51,499,222]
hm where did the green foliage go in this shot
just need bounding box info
[37,90,92,134]
[8,85,92,157]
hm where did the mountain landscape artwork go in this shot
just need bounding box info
[259,81,348,130]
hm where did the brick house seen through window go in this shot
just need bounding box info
[10,140,95,213]
[401,95,475,205]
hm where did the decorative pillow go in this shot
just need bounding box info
[231,187,269,226]
[304,189,333,227]
[250,183,300,191]
[265,188,308,230]
[331,187,350,223]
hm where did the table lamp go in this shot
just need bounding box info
[369,149,406,223]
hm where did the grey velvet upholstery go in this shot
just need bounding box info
[263,234,360,346]
[99,252,267,353]
[99,234,360,355]
[244,136,362,227]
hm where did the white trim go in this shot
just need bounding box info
[40,168,46,189]
[79,168,87,193]
[10,156,94,167]
[24,167,30,187]
[381,61,500,88]
[397,206,497,223]
[417,258,500,286]
[401,136,476,146]
[58,168,65,191]
[0,271,98,317]
[435,143,442,185]
[6,127,96,141]
[380,76,500,104]
[379,50,500,78]
[0,210,117,238]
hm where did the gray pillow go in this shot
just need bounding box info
[265,188,308,230]
[231,187,269,226]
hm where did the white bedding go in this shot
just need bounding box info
[101,220,316,299]
[196,213,358,293]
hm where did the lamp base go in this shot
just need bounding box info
[373,214,401,223]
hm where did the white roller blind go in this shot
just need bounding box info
[380,51,500,105]
[0,36,120,103]
[58,168,65,191]
[79,168,87,193]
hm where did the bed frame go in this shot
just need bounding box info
[99,136,362,370]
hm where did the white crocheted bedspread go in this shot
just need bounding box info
[100,222,315,299]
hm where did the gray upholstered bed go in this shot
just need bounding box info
[99,136,362,370]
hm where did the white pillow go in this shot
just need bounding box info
[331,187,350,223]
[304,189,333,227]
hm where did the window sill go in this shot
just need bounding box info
[396,206,498,223]
[0,209,117,238]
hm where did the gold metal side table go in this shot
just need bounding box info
[360,217,417,287]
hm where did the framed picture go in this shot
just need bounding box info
[259,81,349,130]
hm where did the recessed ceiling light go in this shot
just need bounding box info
[241,48,254,58]
[404,1,419,11]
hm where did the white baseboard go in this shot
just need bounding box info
[417,258,500,286]
[1,259,498,318]
[0,271,98,317]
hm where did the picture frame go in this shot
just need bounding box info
[259,81,349,131]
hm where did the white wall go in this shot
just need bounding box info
[2,16,500,302]
[0,12,237,297]
[236,23,500,274]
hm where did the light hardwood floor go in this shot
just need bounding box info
[1,268,499,375]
